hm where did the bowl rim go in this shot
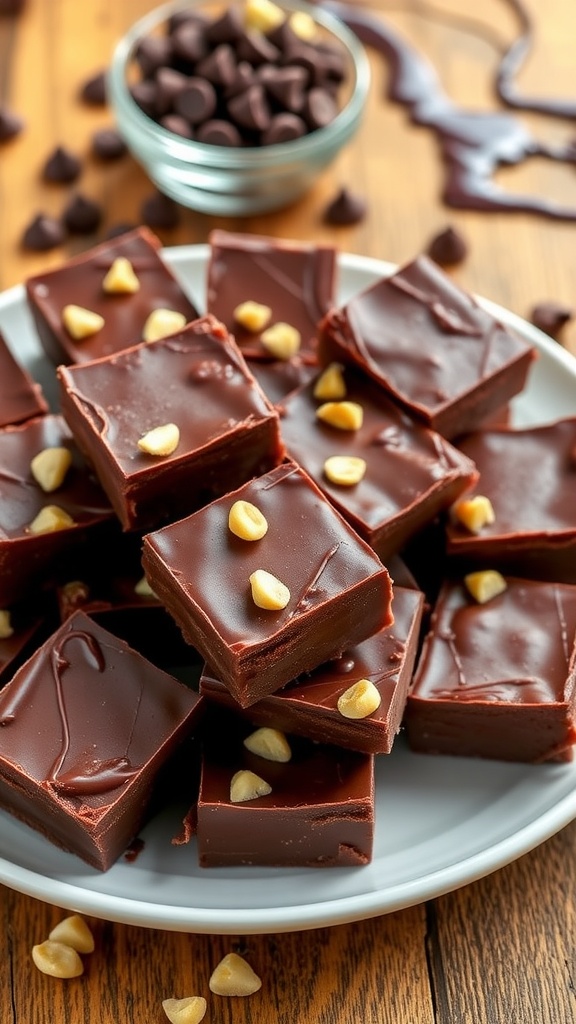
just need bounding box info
[108,0,371,168]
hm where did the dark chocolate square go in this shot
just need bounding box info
[142,461,393,706]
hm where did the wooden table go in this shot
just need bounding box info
[1,1,576,1021]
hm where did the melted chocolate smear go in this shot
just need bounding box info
[320,1,576,220]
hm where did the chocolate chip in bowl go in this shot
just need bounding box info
[108,0,370,215]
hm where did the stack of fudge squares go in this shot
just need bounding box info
[0,223,575,873]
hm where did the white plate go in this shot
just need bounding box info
[1,246,576,935]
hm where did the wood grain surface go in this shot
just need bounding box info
[1,1,576,1022]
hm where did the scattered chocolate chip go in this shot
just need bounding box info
[91,127,127,161]
[140,191,181,230]
[62,193,103,234]
[261,112,306,145]
[21,213,66,251]
[196,118,241,146]
[79,69,108,106]
[427,226,468,267]
[529,301,573,341]
[0,107,25,142]
[160,113,194,139]
[174,78,217,124]
[323,186,367,225]
[41,145,82,183]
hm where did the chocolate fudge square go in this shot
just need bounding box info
[58,315,284,531]
[25,226,199,365]
[142,462,393,707]
[405,577,576,763]
[0,330,48,427]
[318,254,535,439]
[196,709,374,867]
[279,367,478,560]
[201,585,424,754]
[206,229,336,360]
[0,414,113,605]
[446,419,576,581]
[0,611,204,869]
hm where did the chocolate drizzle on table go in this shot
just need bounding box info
[321,0,576,220]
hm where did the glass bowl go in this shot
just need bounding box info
[108,0,370,216]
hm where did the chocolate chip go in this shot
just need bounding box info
[160,113,194,139]
[79,70,107,106]
[140,191,181,230]
[195,43,237,88]
[322,186,367,225]
[261,112,306,145]
[0,107,24,142]
[224,62,256,99]
[259,65,307,112]
[155,67,188,115]
[21,213,66,251]
[172,21,209,64]
[42,145,82,183]
[168,9,208,34]
[204,7,243,44]
[236,30,280,67]
[196,119,242,146]
[130,80,158,118]
[228,83,271,132]
[302,87,338,130]
[266,20,300,56]
[91,127,127,161]
[529,301,573,341]
[174,78,217,124]
[427,226,468,267]
[63,193,103,234]
[135,35,173,78]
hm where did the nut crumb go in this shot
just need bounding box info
[228,499,268,541]
[323,455,366,486]
[464,570,507,604]
[316,400,363,431]
[162,996,207,1024]
[243,727,291,762]
[233,300,272,333]
[28,505,75,535]
[230,769,272,803]
[142,308,187,343]
[0,610,14,639]
[31,940,84,979]
[30,446,73,493]
[209,952,262,996]
[249,569,290,610]
[453,494,495,534]
[337,679,381,719]
[313,363,346,400]
[137,423,180,456]
[260,322,301,360]
[102,256,140,294]
[48,915,95,954]
[62,304,105,340]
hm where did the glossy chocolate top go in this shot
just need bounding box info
[207,229,336,359]
[57,315,280,479]
[26,226,199,364]
[319,254,533,422]
[411,577,576,705]
[279,367,478,549]
[0,610,202,812]
[448,420,576,549]
[0,330,48,427]
[144,461,391,653]
[0,414,112,539]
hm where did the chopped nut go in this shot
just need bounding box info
[209,952,262,997]
[30,446,73,493]
[31,940,84,979]
[230,769,272,803]
[323,455,366,486]
[48,915,95,954]
[464,570,507,604]
[0,610,14,640]
[316,400,364,431]
[260,322,301,360]
[244,0,284,33]
[228,500,268,541]
[62,304,105,340]
[28,505,75,535]
[337,679,382,719]
[243,727,291,762]
[453,494,495,534]
[137,423,180,456]
[249,569,290,610]
[142,308,187,343]
[134,574,156,598]
[313,363,347,400]
[289,10,317,39]
[102,256,140,294]
[162,996,207,1024]
[233,300,272,333]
